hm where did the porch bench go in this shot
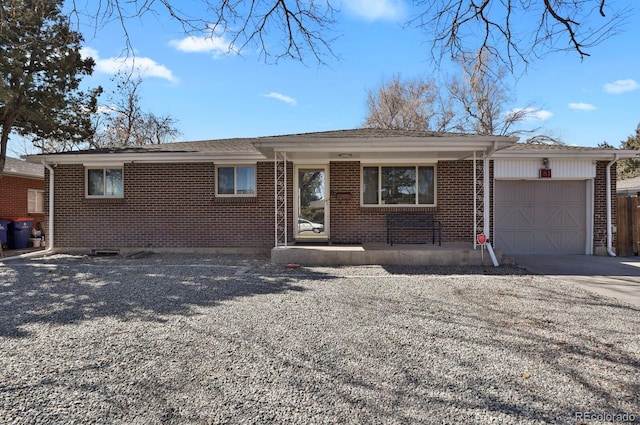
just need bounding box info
[386,213,442,246]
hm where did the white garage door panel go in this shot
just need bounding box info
[495,181,587,254]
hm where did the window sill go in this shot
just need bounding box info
[361,205,437,213]
[84,197,126,204]
[214,197,257,204]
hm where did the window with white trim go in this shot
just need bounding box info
[362,165,436,206]
[28,189,44,213]
[216,165,256,196]
[86,167,124,197]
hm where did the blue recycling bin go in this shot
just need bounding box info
[7,218,34,249]
[0,219,9,249]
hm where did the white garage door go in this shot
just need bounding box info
[494,180,587,254]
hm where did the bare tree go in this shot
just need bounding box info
[67,1,629,68]
[410,0,630,72]
[525,135,566,145]
[447,52,541,136]
[91,73,180,148]
[363,54,544,137]
[364,75,453,131]
[68,0,338,64]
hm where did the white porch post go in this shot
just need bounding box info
[483,155,491,241]
[274,151,288,247]
[473,151,477,250]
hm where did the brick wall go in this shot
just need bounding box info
[329,161,478,244]
[594,160,615,253]
[0,174,46,227]
[50,162,286,250]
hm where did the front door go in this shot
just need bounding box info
[295,166,329,240]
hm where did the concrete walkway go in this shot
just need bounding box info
[511,254,640,308]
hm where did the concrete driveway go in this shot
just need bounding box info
[511,254,640,308]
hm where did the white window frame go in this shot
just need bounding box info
[28,189,44,213]
[215,165,257,197]
[361,164,437,207]
[85,166,124,198]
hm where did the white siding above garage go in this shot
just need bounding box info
[494,159,596,179]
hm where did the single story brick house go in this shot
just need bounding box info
[1,157,46,231]
[26,129,636,259]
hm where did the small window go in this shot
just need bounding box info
[362,165,436,206]
[28,189,44,213]
[216,165,256,196]
[86,167,124,197]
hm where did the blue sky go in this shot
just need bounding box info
[66,1,640,149]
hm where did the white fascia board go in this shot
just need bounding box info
[28,151,266,165]
[492,149,638,160]
[2,171,43,180]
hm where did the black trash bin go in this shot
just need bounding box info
[7,218,34,249]
[0,219,9,249]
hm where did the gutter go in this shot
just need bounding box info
[606,155,619,257]
[0,160,55,262]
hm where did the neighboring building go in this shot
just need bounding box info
[617,175,640,196]
[0,157,46,228]
[26,129,636,258]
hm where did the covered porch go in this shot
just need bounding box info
[254,129,517,266]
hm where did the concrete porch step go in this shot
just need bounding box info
[271,243,501,266]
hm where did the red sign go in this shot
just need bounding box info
[539,168,552,178]
[477,233,487,245]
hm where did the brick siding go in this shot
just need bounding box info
[329,161,480,244]
[0,174,46,227]
[594,160,615,253]
[49,162,283,250]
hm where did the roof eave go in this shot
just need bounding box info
[1,170,44,179]
[26,151,266,164]
[492,149,639,160]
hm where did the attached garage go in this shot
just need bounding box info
[494,180,588,254]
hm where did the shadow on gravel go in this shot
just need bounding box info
[381,263,535,276]
[0,256,336,338]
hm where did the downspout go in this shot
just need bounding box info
[606,154,618,257]
[483,141,499,241]
[484,142,499,266]
[0,160,55,261]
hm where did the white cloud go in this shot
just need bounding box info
[264,92,298,106]
[508,107,553,121]
[96,105,115,114]
[343,0,406,21]
[533,110,553,120]
[81,47,177,82]
[169,35,234,57]
[569,102,597,111]
[604,79,639,94]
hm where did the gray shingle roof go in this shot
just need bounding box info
[3,157,44,178]
[260,128,476,139]
[32,128,514,157]
[39,138,260,156]
[502,143,605,152]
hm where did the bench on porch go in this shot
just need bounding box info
[386,213,442,246]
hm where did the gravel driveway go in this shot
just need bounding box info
[1,253,638,424]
